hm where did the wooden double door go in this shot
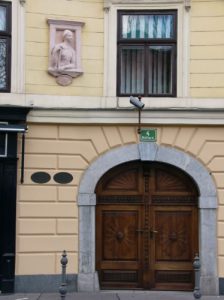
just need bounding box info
[96,161,198,290]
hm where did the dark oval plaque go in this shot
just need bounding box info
[53,172,73,184]
[31,172,51,184]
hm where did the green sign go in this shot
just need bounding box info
[140,129,157,142]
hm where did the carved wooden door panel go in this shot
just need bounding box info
[150,206,198,290]
[96,205,143,288]
[96,162,198,290]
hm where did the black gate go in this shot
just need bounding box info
[0,133,17,293]
[0,107,29,293]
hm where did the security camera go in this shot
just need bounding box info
[129,96,145,109]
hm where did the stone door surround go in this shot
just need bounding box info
[77,143,218,295]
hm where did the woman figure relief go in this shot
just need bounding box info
[49,29,76,75]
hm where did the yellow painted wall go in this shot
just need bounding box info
[190,0,224,97]
[25,0,224,98]
[17,123,224,277]
[25,0,104,96]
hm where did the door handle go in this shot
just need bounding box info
[136,229,150,233]
[136,229,158,236]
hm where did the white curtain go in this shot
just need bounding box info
[148,46,172,95]
[0,39,7,89]
[120,46,173,95]
[0,6,6,31]
[120,47,144,94]
[120,14,174,95]
[122,15,173,39]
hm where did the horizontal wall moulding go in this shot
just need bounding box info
[27,108,224,125]
[2,94,224,110]
[104,0,187,5]
[104,0,191,10]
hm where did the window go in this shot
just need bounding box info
[117,10,177,97]
[0,1,11,92]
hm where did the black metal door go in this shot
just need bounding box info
[0,107,29,293]
[0,141,17,293]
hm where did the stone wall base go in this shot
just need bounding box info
[200,276,219,295]
[219,278,224,295]
[15,274,77,293]
[13,273,221,295]
[77,272,99,292]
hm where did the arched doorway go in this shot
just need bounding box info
[77,143,218,295]
[95,161,199,290]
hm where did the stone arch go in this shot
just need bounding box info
[77,143,218,295]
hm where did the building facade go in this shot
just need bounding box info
[0,0,224,295]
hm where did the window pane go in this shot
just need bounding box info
[120,46,144,95]
[148,46,173,95]
[0,132,6,155]
[0,6,6,31]
[0,38,7,89]
[122,15,174,39]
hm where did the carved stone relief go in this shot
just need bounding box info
[19,0,26,6]
[47,19,84,86]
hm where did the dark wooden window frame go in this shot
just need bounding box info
[0,1,11,93]
[117,10,177,97]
